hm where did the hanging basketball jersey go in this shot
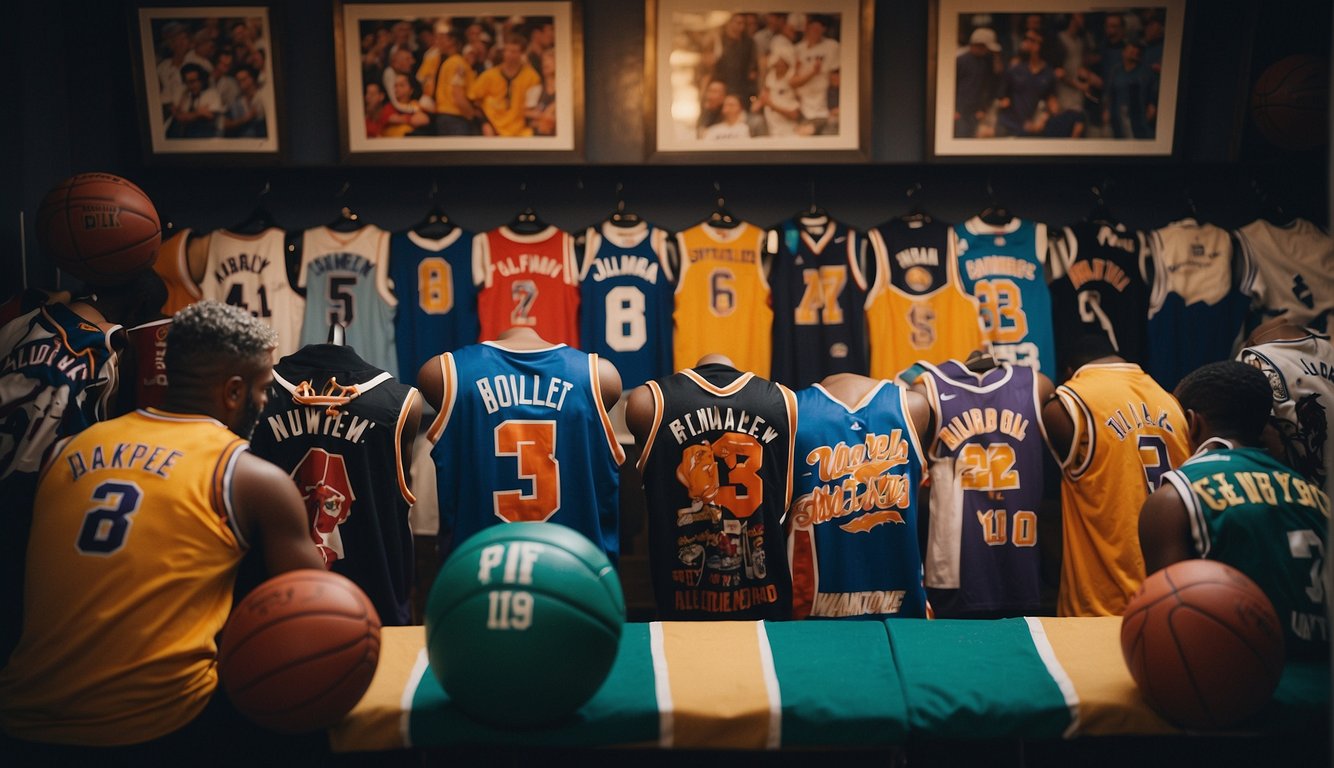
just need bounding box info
[204,228,303,358]
[917,361,1046,618]
[388,229,479,388]
[1238,332,1334,494]
[637,364,797,620]
[579,221,674,390]
[428,341,623,562]
[153,228,201,314]
[298,225,398,377]
[787,381,927,619]
[475,226,580,347]
[1053,362,1190,616]
[1048,221,1152,366]
[250,344,419,626]
[1146,219,1248,390]
[674,222,771,376]
[1234,218,1333,333]
[954,217,1056,380]
[122,317,172,410]
[769,215,868,389]
[867,218,985,380]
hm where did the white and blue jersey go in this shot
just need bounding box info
[579,221,674,390]
[298,225,398,377]
[787,380,927,619]
[388,229,479,387]
[427,341,624,564]
[955,217,1056,380]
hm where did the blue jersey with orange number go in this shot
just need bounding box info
[388,229,479,387]
[427,341,623,563]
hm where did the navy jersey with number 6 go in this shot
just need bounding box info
[579,221,674,390]
[787,381,927,619]
[428,341,624,563]
[388,229,479,388]
[769,216,868,389]
[918,360,1046,617]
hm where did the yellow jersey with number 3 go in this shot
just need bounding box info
[674,221,772,376]
[0,409,248,746]
[1053,363,1190,617]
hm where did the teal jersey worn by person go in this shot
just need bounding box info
[954,217,1056,380]
[1161,444,1331,658]
[427,341,625,564]
[788,381,928,619]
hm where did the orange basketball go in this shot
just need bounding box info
[36,172,161,285]
[219,570,381,733]
[1249,54,1329,151]
[1121,560,1284,730]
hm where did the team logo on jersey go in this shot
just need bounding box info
[676,442,722,525]
[792,431,913,535]
[905,266,933,293]
[1240,349,1290,402]
[292,448,357,567]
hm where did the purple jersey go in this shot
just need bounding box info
[918,360,1045,617]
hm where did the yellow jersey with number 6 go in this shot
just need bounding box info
[674,221,772,376]
[0,409,248,746]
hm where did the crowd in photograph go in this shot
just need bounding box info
[681,12,842,140]
[359,16,557,138]
[954,9,1165,139]
[155,17,270,139]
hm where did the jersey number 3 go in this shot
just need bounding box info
[493,420,560,522]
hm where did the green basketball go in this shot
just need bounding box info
[425,522,625,727]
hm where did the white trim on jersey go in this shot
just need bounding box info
[406,228,465,252]
[1162,470,1209,557]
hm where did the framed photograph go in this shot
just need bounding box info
[335,2,582,163]
[929,0,1187,157]
[647,0,872,163]
[132,6,283,159]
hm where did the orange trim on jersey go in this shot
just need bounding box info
[393,389,419,505]
[44,306,100,378]
[780,383,798,513]
[426,354,456,443]
[589,355,627,466]
[635,380,666,474]
[681,368,754,396]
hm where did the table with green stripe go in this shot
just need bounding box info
[329,618,1328,752]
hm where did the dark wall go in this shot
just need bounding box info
[5,0,1329,291]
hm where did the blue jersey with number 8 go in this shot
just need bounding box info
[579,222,674,390]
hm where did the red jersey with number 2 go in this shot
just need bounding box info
[476,226,580,347]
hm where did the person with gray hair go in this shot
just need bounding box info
[1,300,324,759]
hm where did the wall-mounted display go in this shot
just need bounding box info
[131,6,283,160]
[335,2,582,163]
[647,1,871,163]
[929,0,1187,157]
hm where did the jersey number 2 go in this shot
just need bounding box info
[493,420,560,522]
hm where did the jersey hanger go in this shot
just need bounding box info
[412,179,456,239]
[508,181,549,234]
[900,182,931,223]
[328,182,366,232]
[231,181,279,234]
[609,182,642,228]
[1085,180,1116,225]
[978,177,1011,226]
[706,181,738,229]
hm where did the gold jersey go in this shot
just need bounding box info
[0,409,249,746]
[1054,363,1190,616]
[674,222,772,377]
[153,227,203,315]
[866,224,985,379]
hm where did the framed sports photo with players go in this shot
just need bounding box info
[334,1,583,163]
[647,0,873,163]
[130,6,284,161]
[929,0,1187,157]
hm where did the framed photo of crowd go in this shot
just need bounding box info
[131,5,284,160]
[334,1,583,163]
[929,0,1187,157]
[647,0,872,163]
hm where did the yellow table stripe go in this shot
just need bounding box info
[328,626,426,753]
[656,620,774,749]
[1037,617,1179,737]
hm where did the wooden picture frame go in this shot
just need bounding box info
[646,0,872,163]
[929,0,1187,158]
[335,1,583,163]
[131,5,284,161]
